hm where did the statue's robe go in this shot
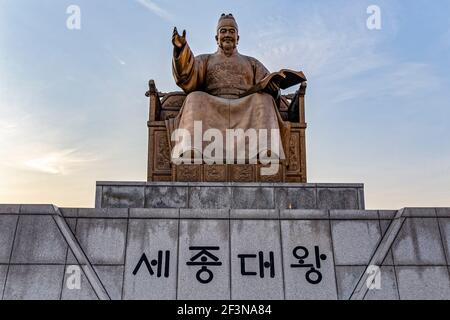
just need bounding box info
[167,43,290,163]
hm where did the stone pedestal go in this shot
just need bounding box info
[95,182,365,210]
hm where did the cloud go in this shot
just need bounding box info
[246,8,440,103]
[328,62,440,104]
[250,10,386,79]
[0,110,97,176]
[102,46,127,66]
[0,119,18,130]
[135,0,174,22]
[23,149,96,175]
[381,63,439,96]
[113,55,126,66]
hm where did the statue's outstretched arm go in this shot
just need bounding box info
[171,28,205,93]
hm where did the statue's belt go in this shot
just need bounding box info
[205,86,248,98]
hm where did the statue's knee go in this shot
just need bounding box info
[256,93,274,104]
[186,91,208,104]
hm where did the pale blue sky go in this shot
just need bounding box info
[0,0,449,208]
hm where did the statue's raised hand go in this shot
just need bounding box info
[172,27,187,49]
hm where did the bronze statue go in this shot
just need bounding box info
[146,13,308,182]
[167,13,296,164]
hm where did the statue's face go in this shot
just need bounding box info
[216,26,239,52]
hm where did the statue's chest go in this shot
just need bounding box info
[206,56,253,88]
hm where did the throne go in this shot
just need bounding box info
[146,80,308,182]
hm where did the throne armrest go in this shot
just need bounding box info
[287,82,307,124]
[146,79,162,122]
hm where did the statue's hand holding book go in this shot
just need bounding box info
[239,69,307,98]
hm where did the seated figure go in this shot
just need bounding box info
[167,13,293,168]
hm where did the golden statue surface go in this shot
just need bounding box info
[146,13,308,183]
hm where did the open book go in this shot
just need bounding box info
[239,69,307,98]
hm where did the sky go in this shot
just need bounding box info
[0,0,449,209]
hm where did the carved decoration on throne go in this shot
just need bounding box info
[230,165,255,182]
[286,131,300,174]
[204,165,227,182]
[155,130,171,171]
[175,165,202,182]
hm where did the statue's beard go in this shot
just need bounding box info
[219,38,236,52]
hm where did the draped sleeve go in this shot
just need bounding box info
[252,57,270,83]
[172,43,208,93]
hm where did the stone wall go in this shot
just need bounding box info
[1,204,449,300]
